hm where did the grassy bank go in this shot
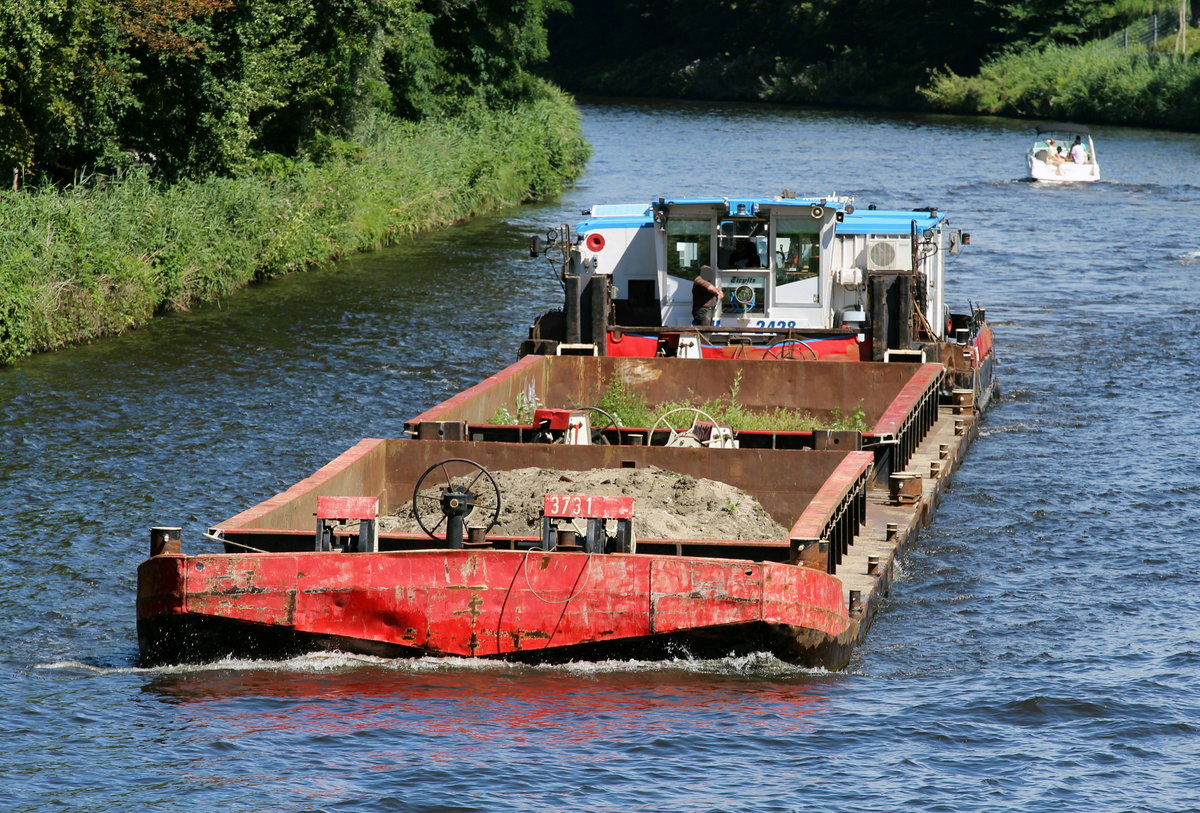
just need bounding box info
[0,84,590,365]
[921,40,1200,129]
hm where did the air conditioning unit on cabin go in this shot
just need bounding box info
[866,236,913,271]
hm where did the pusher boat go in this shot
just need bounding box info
[522,193,995,409]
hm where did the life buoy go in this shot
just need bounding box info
[585,233,605,252]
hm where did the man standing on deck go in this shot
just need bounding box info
[692,265,722,326]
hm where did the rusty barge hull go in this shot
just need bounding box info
[137,353,992,669]
[137,548,855,667]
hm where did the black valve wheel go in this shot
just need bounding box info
[581,406,620,445]
[412,458,502,545]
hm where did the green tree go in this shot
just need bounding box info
[0,0,133,179]
[2,0,571,181]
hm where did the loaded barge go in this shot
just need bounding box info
[137,193,996,669]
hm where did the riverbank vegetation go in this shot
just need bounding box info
[0,92,588,364]
[921,39,1200,129]
[542,0,1199,126]
[0,0,588,364]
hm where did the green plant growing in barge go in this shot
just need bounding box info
[594,375,648,427]
[489,391,543,425]
[594,372,869,433]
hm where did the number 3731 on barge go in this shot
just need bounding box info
[136,193,997,671]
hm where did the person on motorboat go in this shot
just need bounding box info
[1070,136,1087,163]
[1040,141,1067,176]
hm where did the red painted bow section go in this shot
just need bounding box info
[138,549,851,660]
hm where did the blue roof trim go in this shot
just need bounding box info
[659,196,846,212]
[575,199,947,235]
[838,210,941,236]
[578,216,654,232]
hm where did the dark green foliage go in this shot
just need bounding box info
[0,0,570,180]
[541,0,1195,115]
[543,0,1010,107]
[982,0,1140,48]
[0,0,136,177]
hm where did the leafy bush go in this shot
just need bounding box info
[921,42,1200,130]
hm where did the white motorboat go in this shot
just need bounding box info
[1027,123,1100,182]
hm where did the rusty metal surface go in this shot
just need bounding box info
[211,439,863,538]
[788,451,874,574]
[405,356,938,434]
[137,549,852,661]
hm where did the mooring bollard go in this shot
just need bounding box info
[867,555,880,575]
[930,460,943,478]
[849,590,863,617]
[886,523,898,541]
[467,526,488,546]
[939,444,950,459]
[150,526,182,557]
[954,419,965,436]
[951,388,976,416]
[889,471,922,504]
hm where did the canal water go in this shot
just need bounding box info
[3,101,1198,812]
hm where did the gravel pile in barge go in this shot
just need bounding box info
[379,466,788,541]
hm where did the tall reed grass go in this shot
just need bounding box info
[921,42,1200,129]
[0,84,590,364]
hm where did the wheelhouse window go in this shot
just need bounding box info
[774,218,821,304]
[666,219,712,279]
[718,219,768,270]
